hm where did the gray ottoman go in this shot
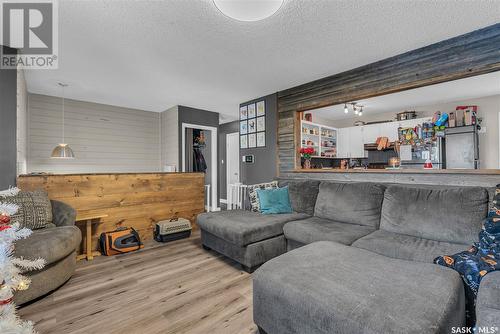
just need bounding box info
[253,241,466,334]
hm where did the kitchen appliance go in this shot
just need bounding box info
[400,139,444,169]
[445,125,479,169]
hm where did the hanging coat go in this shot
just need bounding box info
[193,147,207,172]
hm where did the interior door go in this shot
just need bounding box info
[226,132,240,199]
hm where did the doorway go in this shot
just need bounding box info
[181,123,218,212]
[226,132,240,200]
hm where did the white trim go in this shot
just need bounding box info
[226,132,240,202]
[219,198,227,204]
[181,122,218,212]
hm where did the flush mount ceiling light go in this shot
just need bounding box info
[213,0,284,22]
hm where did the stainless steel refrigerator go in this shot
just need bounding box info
[445,125,479,169]
[400,139,444,169]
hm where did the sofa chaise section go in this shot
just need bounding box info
[198,210,309,271]
[254,241,465,334]
[198,180,320,271]
[284,182,385,250]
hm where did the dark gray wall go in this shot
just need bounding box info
[177,105,220,168]
[177,105,220,204]
[0,46,18,189]
[240,93,278,185]
[219,120,239,200]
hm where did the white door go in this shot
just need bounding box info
[226,132,240,198]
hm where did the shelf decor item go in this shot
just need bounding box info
[300,147,315,169]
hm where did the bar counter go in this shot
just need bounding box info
[280,169,500,188]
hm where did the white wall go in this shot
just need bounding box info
[326,95,500,168]
[160,106,179,171]
[27,93,161,173]
[16,69,28,175]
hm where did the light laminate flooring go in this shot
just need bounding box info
[18,231,258,334]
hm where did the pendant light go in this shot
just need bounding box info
[213,0,284,22]
[344,103,349,114]
[51,83,75,159]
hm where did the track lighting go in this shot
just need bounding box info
[343,102,365,116]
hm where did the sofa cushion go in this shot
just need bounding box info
[476,271,500,329]
[283,217,375,246]
[253,241,465,334]
[14,226,81,267]
[380,185,488,244]
[314,182,385,228]
[257,187,293,214]
[352,230,469,263]
[278,180,320,215]
[4,190,53,230]
[197,210,309,246]
[247,181,278,212]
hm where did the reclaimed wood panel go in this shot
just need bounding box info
[277,23,500,174]
[17,173,205,253]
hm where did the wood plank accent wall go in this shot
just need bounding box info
[17,173,205,252]
[28,94,161,174]
[277,23,500,174]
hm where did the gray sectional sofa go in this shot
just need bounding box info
[13,200,81,305]
[197,180,500,333]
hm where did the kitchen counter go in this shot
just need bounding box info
[281,168,500,187]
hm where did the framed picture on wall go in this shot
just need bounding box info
[257,132,266,147]
[248,118,256,133]
[257,101,265,116]
[248,133,256,148]
[240,105,248,120]
[256,116,265,132]
[240,120,248,134]
[240,135,248,149]
[248,103,256,118]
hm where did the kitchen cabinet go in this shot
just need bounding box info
[349,126,365,158]
[362,122,399,143]
[336,128,349,158]
[337,127,365,158]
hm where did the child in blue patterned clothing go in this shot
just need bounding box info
[435,185,500,327]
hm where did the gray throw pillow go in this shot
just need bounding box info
[3,190,53,230]
[247,181,278,212]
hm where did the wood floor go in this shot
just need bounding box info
[18,232,258,334]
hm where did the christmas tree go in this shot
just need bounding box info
[0,188,45,334]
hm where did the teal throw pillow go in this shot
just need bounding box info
[256,187,293,215]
